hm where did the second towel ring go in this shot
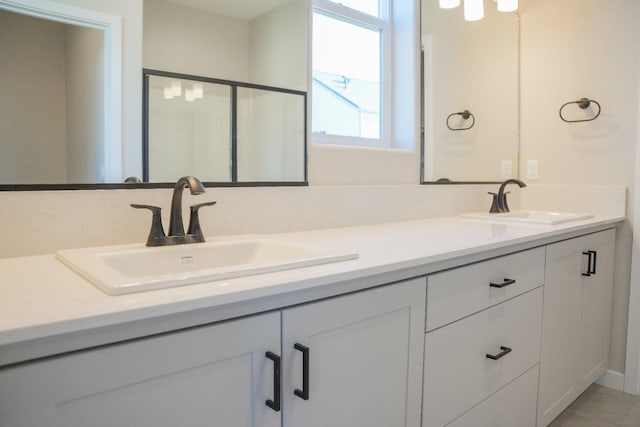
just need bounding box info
[559,98,601,123]
[447,110,475,131]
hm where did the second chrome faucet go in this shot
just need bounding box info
[132,176,216,246]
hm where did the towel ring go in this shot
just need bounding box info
[559,98,601,123]
[446,110,475,131]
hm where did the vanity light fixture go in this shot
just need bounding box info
[163,87,174,100]
[464,0,484,21]
[497,0,518,12]
[439,0,460,8]
[185,89,195,102]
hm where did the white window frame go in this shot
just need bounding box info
[311,0,393,149]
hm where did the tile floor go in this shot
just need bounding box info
[549,384,640,427]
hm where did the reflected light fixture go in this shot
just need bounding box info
[192,83,204,99]
[185,89,195,102]
[497,0,518,12]
[439,0,460,8]
[464,0,484,21]
[440,0,518,19]
[171,81,182,97]
[163,87,174,99]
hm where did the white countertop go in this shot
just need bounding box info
[0,213,624,366]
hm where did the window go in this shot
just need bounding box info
[312,0,391,147]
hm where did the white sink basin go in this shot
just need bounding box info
[57,238,359,295]
[462,210,594,225]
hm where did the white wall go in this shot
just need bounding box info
[519,0,640,374]
[0,10,68,184]
[65,25,105,183]
[53,0,143,180]
[143,0,249,81]
[248,0,307,91]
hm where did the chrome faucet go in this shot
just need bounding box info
[131,176,216,246]
[489,178,527,213]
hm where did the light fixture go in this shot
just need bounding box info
[185,89,195,102]
[171,81,182,97]
[497,0,518,12]
[439,0,460,8]
[464,0,484,21]
[192,83,204,99]
[163,87,174,99]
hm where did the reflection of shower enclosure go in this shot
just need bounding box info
[144,70,307,184]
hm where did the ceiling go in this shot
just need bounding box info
[161,0,294,20]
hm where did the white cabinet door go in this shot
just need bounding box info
[537,229,615,427]
[537,237,584,427]
[281,278,426,427]
[578,230,615,392]
[0,312,281,427]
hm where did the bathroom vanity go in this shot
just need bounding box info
[0,214,622,426]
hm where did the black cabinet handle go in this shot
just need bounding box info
[294,343,310,400]
[589,250,597,275]
[490,278,516,288]
[582,251,592,276]
[486,346,512,360]
[582,250,598,277]
[265,351,281,412]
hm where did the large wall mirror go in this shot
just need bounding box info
[0,0,307,188]
[421,0,519,183]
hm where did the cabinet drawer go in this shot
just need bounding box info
[423,288,543,427]
[426,247,544,331]
[446,365,539,427]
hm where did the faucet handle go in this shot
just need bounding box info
[131,204,167,247]
[488,192,501,213]
[187,201,217,242]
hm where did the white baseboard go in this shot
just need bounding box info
[596,369,625,392]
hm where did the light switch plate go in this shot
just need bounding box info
[527,160,539,180]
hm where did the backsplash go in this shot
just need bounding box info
[0,184,499,258]
[0,184,626,259]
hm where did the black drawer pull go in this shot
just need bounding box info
[486,346,512,360]
[294,343,310,400]
[265,351,281,412]
[490,278,516,288]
